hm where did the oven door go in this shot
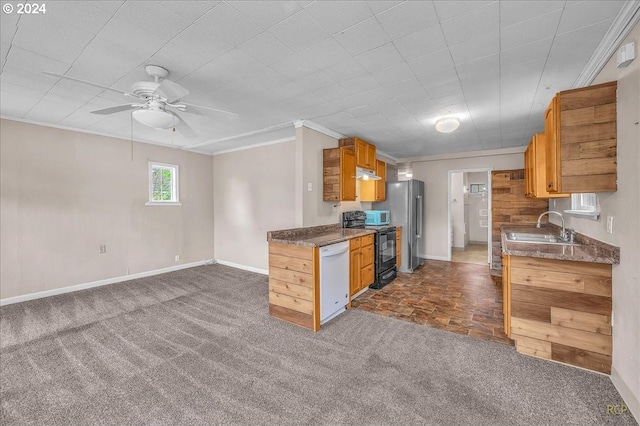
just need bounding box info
[377,229,397,271]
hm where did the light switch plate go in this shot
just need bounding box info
[606,216,614,234]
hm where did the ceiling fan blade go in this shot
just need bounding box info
[90,104,141,115]
[154,79,189,103]
[43,72,141,98]
[180,101,238,117]
[170,111,198,138]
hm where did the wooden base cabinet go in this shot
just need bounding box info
[268,242,320,332]
[504,255,613,373]
[349,234,375,298]
[396,227,402,268]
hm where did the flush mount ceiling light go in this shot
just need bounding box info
[132,106,177,129]
[435,117,460,133]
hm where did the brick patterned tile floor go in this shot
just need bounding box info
[351,259,514,346]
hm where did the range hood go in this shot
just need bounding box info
[356,167,381,181]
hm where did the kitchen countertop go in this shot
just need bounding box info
[267,223,375,247]
[501,225,620,264]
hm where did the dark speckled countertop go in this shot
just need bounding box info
[501,225,620,264]
[267,223,375,247]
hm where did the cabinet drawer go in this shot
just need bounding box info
[361,244,374,266]
[349,237,361,251]
[362,234,374,246]
[361,263,374,287]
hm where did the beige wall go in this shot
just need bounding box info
[212,141,296,272]
[299,127,338,226]
[409,151,523,260]
[0,119,214,300]
[550,22,640,414]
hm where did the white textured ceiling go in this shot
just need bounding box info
[0,1,636,158]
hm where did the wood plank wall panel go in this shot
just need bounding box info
[509,256,612,373]
[268,243,319,331]
[323,148,340,201]
[491,170,549,272]
[559,81,617,193]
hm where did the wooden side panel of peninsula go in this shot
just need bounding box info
[507,255,613,373]
[268,242,320,331]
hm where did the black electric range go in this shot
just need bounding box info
[342,211,397,289]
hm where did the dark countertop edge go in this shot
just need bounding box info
[500,225,620,265]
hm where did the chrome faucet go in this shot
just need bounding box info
[536,211,568,241]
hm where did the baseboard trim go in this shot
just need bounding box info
[0,259,215,306]
[611,366,640,422]
[424,255,449,261]
[214,259,268,275]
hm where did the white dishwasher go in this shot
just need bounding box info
[319,241,350,324]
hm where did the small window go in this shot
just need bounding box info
[146,162,181,205]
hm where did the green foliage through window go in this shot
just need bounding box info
[149,163,178,202]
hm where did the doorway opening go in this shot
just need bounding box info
[447,168,492,265]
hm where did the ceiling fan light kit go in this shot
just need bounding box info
[132,108,177,129]
[43,64,237,137]
[435,117,460,133]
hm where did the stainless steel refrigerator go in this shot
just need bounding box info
[372,179,425,273]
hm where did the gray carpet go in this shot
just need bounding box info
[0,264,636,425]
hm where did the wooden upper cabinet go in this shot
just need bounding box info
[544,94,561,193]
[340,148,356,201]
[360,159,386,202]
[525,133,569,199]
[544,81,617,193]
[323,147,356,201]
[339,137,376,170]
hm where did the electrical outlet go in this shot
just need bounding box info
[98,244,106,254]
[606,216,614,234]
[175,255,180,262]
[307,182,312,192]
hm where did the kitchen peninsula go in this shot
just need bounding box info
[501,224,620,373]
[267,224,375,331]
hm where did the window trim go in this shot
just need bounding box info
[146,161,182,206]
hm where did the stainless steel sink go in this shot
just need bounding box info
[505,232,581,246]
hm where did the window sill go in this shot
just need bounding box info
[145,201,182,206]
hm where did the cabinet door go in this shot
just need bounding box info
[544,95,561,193]
[375,160,386,201]
[501,254,511,338]
[340,148,356,201]
[354,139,368,169]
[395,228,401,268]
[366,144,377,170]
[361,263,374,289]
[524,142,533,197]
[361,243,374,267]
[350,247,361,297]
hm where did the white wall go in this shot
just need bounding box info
[451,172,466,248]
[409,151,523,260]
[468,171,489,243]
[0,119,214,300]
[212,141,296,272]
[549,22,640,415]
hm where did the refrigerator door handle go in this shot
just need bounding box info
[416,195,423,238]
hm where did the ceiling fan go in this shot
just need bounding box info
[44,65,237,138]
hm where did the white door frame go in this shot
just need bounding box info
[447,168,493,263]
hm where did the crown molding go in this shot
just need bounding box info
[398,146,526,164]
[574,0,640,87]
[209,137,296,156]
[298,119,345,140]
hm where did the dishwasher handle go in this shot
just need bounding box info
[321,245,349,257]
